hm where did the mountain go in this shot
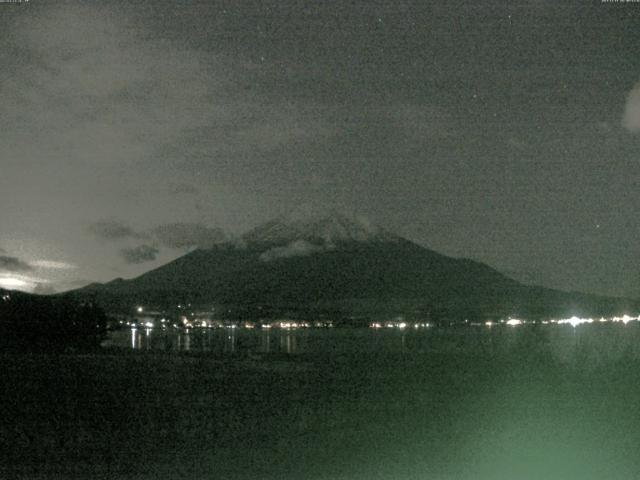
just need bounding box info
[75,210,639,321]
[242,207,397,244]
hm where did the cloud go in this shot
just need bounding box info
[0,256,34,272]
[0,273,49,292]
[89,217,227,252]
[152,223,226,249]
[88,219,145,240]
[2,4,332,183]
[30,260,77,270]
[259,240,332,262]
[120,245,159,264]
[622,82,640,132]
[0,276,32,290]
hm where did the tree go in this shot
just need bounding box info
[0,293,107,352]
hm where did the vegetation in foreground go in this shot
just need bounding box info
[0,292,106,352]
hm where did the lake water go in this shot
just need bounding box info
[6,322,640,480]
[107,322,640,363]
[99,322,640,479]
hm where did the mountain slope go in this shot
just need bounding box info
[76,211,639,320]
[242,208,397,244]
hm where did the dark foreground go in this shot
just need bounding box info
[2,325,640,480]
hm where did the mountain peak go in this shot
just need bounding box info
[243,207,397,245]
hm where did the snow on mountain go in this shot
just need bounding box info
[71,207,640,320]
[243,206,397,245]
[258,240,334,262]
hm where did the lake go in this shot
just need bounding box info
[3,322,640,479]
[107,322,640,363]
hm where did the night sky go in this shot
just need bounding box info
[1,0,639,298]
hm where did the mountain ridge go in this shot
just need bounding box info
[73,212,639,321]
[241,208,398,245]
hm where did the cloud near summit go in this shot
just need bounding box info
[88,219,227,263]
[120,245,160,264]
[88,220,147,241]
[151,223,226,249]
[259,240,333,262]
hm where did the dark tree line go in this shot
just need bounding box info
[0,294,107,352]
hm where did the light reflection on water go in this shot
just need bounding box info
[108,322,640,361]
[115,326,313,355]
[97,323,640,479]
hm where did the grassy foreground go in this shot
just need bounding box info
[2,328,640,479]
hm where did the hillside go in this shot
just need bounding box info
[75,211,639,321]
